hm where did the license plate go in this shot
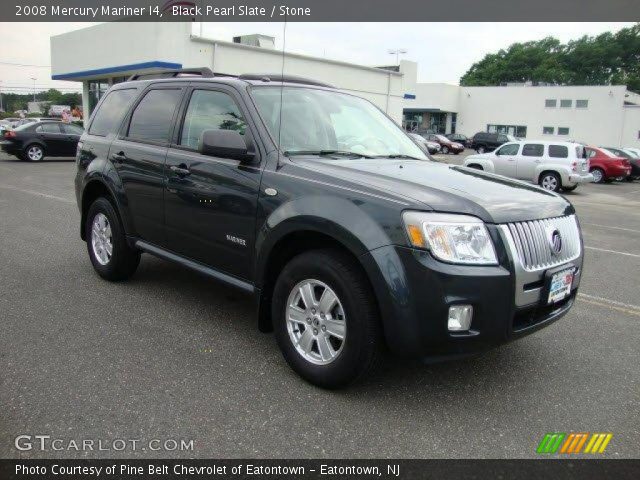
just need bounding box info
[548,268,574,304]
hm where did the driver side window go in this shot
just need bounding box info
[496,143,520,156]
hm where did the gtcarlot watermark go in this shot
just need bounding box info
[14,435,194,452]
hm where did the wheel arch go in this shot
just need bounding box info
[80,178,126,241]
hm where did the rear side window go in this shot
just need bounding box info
[127,89,182,143]
[548,145,569,158]
[522,144,544,157]
[62,124,84,135]
[179,90,247,149]
[89,89,136,137]
[36,123,62,134]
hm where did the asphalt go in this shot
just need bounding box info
[0,152,638,459]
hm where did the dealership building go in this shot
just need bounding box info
[51,22,640,148]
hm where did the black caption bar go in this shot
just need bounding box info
[1,460,639,480]
[1,0,639,22]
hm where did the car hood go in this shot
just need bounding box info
[292,158,574,223]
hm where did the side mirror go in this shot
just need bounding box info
[199,129,254,162]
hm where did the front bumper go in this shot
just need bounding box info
[362,226,582,358]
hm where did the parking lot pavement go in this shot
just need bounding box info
[1,153,638,459]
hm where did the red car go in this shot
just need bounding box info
[586,146,632,183]
[421,133,465,154]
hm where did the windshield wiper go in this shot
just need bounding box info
[373,154,424,160]
[285,150,374,159]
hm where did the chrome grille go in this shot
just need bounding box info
[505,215,581,271]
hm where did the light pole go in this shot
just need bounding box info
[30,77,37,102]
[388,48,407,65]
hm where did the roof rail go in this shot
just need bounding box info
[238,73,335,89]
[127,67,220,81]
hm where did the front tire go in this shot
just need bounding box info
[539,172,562,192]
[85,197,140,281]
[442,146,450,154]
[23,144,44,162]
[272,249,382,389]
[477,146,486,154]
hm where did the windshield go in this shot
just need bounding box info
[250,86,427,159]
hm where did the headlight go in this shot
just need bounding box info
[403,212,498,265]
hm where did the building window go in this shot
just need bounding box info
[487,124,527,138]
[451,113,457,134]
[88,80,109,116]
[545,99,557,108]
[560,99,572,108]
[558,127,570,135]
[576,99,588,108]
[543,126,554,135]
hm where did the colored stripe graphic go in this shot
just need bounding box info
[536,433,565,454]
[537,433,613,454]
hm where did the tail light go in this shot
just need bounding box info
[571,161,578,172]
[4,131,16,138]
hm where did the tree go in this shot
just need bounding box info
[460,24,640,91]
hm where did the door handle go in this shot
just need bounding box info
[508,158,515,162]
[534,159,541,163]
[170,164,191,176]
[112,151,127,163]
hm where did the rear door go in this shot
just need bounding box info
[516,143,545,180]
[34,123,66,155]
[109,85,185,246]
[164,84,262,280]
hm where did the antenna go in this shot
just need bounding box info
[277,17,287,157]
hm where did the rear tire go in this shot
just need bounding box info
[22,144,45,162]
[539,172,562,192]
[442,146,449,154]
[272,249,382,389]
[590,167,605,184]
[85,197,140,281]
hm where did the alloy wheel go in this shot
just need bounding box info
[541,174,559,191]
[27,146,43,161]
[286,279,346,365]
[91,213,113,265]
[591,169,603,183]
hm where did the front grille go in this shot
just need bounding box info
[505,215,581,271]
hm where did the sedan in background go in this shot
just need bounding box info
[446,133,471,148]
[586,147,632,183]
[1,121,83,161]
[408,132,440,154]
[601,146,640,181]
[422,133,465,154]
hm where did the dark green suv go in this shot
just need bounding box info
[75,68,584,388]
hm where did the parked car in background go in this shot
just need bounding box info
[470,132,515,153]
[601,146,640,181]
[623,147,640,157]
[463,140,593,192]
[421,133,464,154]
[408,132,440,154]
[446,133,471,148]
[1,120,83,161]
[585,147,632,183]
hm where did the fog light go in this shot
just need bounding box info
[448,305,473,331]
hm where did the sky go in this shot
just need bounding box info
[0,22,634,94]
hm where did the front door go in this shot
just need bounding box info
[109,86,185,246]
[492,142,519,176]
[164,87,262,280]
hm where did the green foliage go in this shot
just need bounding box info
[0,88,82,114]
[460,24,640,91]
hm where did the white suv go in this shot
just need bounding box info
[463,140,594,192]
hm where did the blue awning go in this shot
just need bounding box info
[52,61,183,80]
